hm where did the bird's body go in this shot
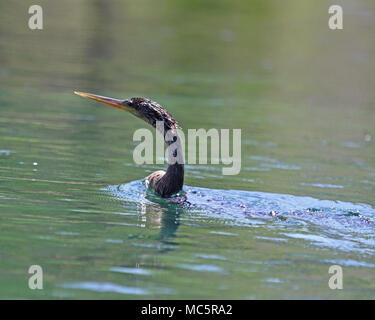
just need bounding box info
[75,92,184,198]
[147,165,184,198]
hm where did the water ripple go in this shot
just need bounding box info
[60,282,149,295]
[106,180,375,255]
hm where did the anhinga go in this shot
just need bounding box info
[74,91,184,198]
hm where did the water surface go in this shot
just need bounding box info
[0,0,375,299]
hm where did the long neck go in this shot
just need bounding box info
[165,131,184,191]
[157,122,184,194]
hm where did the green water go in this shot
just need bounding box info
[1,0,375,299]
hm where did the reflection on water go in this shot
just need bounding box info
[0,0,375,299]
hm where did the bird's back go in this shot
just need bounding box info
[146,169,183,198]
[146,170,166,194]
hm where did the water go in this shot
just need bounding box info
[1,0,375,299]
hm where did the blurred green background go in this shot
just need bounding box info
[0,0,374,299]
[1,0,374,202]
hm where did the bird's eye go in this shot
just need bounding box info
[124,99,133,107]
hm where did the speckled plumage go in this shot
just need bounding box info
[127,97,179,132]
[127,97,184,198]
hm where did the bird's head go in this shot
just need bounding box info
[74,91,178,130]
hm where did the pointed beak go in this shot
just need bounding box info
[74,91,131,111]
